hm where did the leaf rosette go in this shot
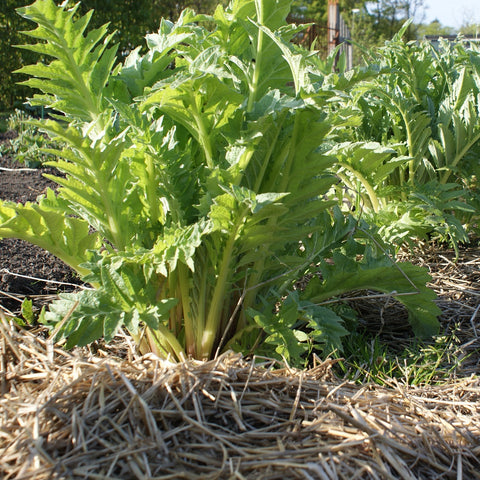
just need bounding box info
[0,0,441,365]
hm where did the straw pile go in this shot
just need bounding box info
[1,244,480,479]
[1,319,479,480]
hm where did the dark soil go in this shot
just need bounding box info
[0,130,81,315]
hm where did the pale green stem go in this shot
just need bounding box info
[145,325,186,361]
[145,152,160,225]
[440,130,480,184]
[166,270,180,333]
[191,98,214,168]
[394,99,418,187]
[178,262,196,357]
[195,255,208,356]
[105,212,125,251]
[394,102,416,186]
[201,219,243,359]
[407,157,416,185]
[247,2,265,113]
[337,163,380,213]
[128,323,185,361]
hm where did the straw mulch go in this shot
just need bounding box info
[1,319,479,480]
[1,244,480,479]
[405,244,480,375]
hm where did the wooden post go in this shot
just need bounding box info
[328,0,353,71]
[328,0,340,55]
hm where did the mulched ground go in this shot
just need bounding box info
[1,325,479,479]
[0,128,479,479]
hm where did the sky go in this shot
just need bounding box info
[421,0,480,29]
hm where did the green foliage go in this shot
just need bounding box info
[417,20,455,38]
[0,109,59,167]
[0,0,441,366]
[249,292,349,367]
[331,31,480,254]
[363,0,425,41]
[0,0,41,109]
[338,330,468,386]
[72,0,228,58]
[0,0,227,110]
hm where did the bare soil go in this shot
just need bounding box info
[0,130,81,315]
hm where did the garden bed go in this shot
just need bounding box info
[1,130,480,478]
[0,131,81,315]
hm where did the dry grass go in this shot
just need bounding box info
[405,244,480,375]
[1,245,479,479]
[1,322,479,479]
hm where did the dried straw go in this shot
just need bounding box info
[1,318,479,480]
[400,244,480,374]
[1,243,480,479]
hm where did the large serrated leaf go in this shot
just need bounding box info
[306,253,440,338]
[16,0,117,122]
[0,196,100,277]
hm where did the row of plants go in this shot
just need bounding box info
[0,108,59,167]
[0,0,477,369]
[333,28,480,256]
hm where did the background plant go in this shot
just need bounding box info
[0,108,59,167]
[337,331,466,386]
[0,0,441,366]
[328,27,480,254]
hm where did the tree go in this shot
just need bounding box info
[371,0,425,39]
[459,23,480,36]
[0,0,39,109]
[417,19,455,38]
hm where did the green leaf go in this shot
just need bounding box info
[21,298,35,325]
[152,220,211,275]
[16,0,117,122]
[141,75,243,167]
[248,307,308,364]
[306,306,349,354]
[0,192,100,277]
[306,252,441,338]
[254,22,309,95]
